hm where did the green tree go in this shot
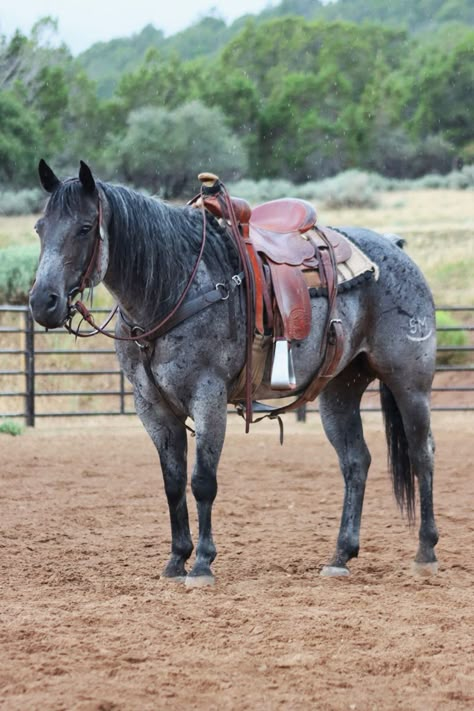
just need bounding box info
[106,101,248,197]
[115,49,198,117]
[0,18,73,170]
[374,27,474,153]
[0,91,42,186]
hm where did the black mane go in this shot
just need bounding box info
[47,179,239,322]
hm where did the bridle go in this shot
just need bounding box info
[64,189,213,343]
[62,181,253,431]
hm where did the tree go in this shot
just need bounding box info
[373,27,474,153]
[115,49,198,117]
[0,91,42,186]
[106,101,248,197]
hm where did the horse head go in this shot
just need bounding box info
[29,160,110,328]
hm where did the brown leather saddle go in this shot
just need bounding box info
[190,174,349,404]
[248,198,352,342]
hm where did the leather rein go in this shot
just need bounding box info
[65,185,248,346]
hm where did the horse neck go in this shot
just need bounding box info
[100,186,209,326]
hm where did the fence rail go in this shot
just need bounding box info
[0,305,473,425]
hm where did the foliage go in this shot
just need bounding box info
[1,10,474,192]
[76,0,474,98]
[78,17,236,98]
[319,0,474,30]
[0,245,39,304]
[435,310,469,365]
[227,179,297,203]
[380,27,474,150]
[304,171,379,208]
[0,91,42,186]
[229,171,378,207]
[0,419,24,436]
[0,188,45,216]
[106,101,248,197]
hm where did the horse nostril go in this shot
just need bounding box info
[46,293,59,311]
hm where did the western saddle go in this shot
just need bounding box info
[189,173,351,429]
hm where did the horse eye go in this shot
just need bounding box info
[78,224,92,236]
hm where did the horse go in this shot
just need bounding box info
[29,160,439,586]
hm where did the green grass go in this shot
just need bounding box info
[0,419,24,436]
[435,310,470,365]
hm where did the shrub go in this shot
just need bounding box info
[445,166,474,189]
[0,245,39,304]
[106,101,248,198]
[0,188,45,215]
[310,170,379,209]
[227,178,295,203]
[0,419,24,436]
[436,311,469,365]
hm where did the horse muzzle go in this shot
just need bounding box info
[29,284,69,329]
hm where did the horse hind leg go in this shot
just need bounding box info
[318,358,374,576]
[380,380,438,574]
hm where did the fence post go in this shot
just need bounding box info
[296,405,307,422]
[120,370,125,414]
[24,308,35,427]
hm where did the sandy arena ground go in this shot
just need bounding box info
[0,413,473,710]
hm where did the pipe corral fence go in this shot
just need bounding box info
[0,305,473,426]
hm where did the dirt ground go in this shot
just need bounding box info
[0,413,473,711]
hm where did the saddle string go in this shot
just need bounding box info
[219,186,256,433]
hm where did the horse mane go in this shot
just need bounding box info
[46,179,239,322]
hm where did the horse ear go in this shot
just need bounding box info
[79,160,96,194]
[38,159,61,193]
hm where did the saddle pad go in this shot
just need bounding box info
[303,234,379,292]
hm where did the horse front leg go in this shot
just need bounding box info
[134,392,193,580]
[186,381,227,587]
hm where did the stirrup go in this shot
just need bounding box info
[271,338,296,390]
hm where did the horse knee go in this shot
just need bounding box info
[191,467,217,502]
[162,475,187,506]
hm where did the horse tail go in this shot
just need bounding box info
[379,382,416,522]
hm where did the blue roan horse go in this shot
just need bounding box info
[29,161,439,586]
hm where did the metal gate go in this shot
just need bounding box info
[0,305,473,425]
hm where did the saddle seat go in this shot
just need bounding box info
[250,198,316,234]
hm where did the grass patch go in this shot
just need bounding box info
[0,419,24,436]
[0,245,40,304]
[435,311,470,365]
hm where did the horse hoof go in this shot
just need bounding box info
[412,561,438,577]
[185,574,215,588]
[320,565,350,577]
[160,574,187,583]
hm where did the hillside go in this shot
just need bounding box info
[77,0,474,97]
[264,0,474,28]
